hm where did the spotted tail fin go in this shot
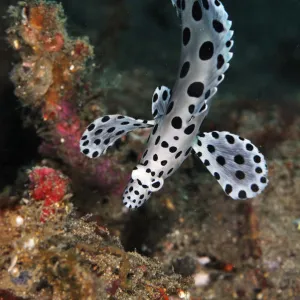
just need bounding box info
[172,0,234,120]
[192,131,268,199]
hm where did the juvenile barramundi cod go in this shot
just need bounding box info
[80,0,268,208]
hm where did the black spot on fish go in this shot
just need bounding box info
[192,1,202,21]
[199,41,214,60]
[185,147,192,156]
[202,0,209,9]
[235,170,245,180]
[166,101,174,115]
[217,54,225,69]
[155,136,160,145]
[212,132,219,139]
[260,177,267,184]
[162,90,168,100]
[152,181,161,188]
[225,184,232,194]
[204,159,210,166]
[207,145,215,153]
[188,105,195,114]
[95,129,103,135]
[234,155,244,164]
[199,103,206,112]
[152,124,158,135]
[175,151,182,159]
[254,155,261,163]
[169,146,177,153]
[167,168,173,175]
[225,134,235,144]
[180,61,190,78]
[216,156,226,166]
[251,184,259,192]
[183,27,191,46]
[213,20,224,33]
[161,160,167,166]
[246,143,253,151]
[214,172,220,180]
[187,82,204,98]
[255,167,262,174]
[184,124,195,135]
[161,141,169,148]
[171,116,182,129]
[205,90,211,99]
[107,127,115,133]
[102,116,110,122]
[238,190,247,199]
[88,123,95,131]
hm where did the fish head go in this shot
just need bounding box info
[122,164,164,208]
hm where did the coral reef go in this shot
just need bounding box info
[6,0,130,197]
[0,181,191,299]
[28,166,71,222]
[7,0,93,120]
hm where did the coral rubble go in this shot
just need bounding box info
[0,185,191,299]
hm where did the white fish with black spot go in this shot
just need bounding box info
[80,0,268,208]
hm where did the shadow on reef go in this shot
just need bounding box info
[121,203,178,256]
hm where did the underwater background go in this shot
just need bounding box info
[0,0,300,299]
